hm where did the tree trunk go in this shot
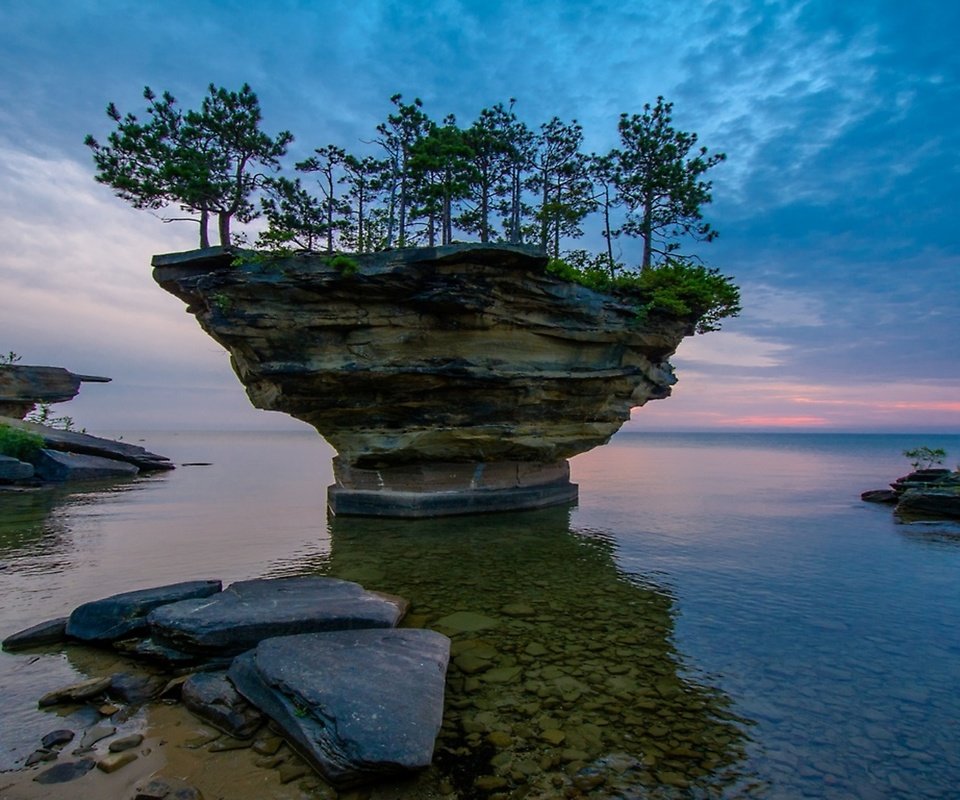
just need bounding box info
[480,186,489,243]
[540,176,549,251]
[442,194,451,245]
[641,190,653,270]
[511,171,522,243]
[326,173,335,254]
[385,156,398,248]
[199,208,210,249]
[357,192,365,253]
[218,212,231,247]
[603,186,614,276]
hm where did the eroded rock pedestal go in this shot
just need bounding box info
[153,244,695,516]
[0,365,110,419]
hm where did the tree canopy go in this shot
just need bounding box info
[85,84,292,247]
[86,85,737,330]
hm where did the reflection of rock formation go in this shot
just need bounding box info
[153,244,693,516]
[0,487,73,558]
[315,510,750,798]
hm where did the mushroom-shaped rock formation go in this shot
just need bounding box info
[153,243,695,516]
[0,365,110,419]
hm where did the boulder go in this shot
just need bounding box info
[148,576,405,656]
[107,672,166,703]
[181,671,264,738]
[2,616,67,651]
[0,454,34,482]
[66,580,222,643]
[32,449,140,482]
[860,489,897,504]
[228,628,450,786]
[896,488,960,520]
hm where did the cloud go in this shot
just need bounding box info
[629,372,960,431]
[674,332,790,368]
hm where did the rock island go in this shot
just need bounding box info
[153,243,697,516]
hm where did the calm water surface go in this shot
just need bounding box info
[1,430,959,798]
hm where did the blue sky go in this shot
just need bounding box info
[0,0,957,432]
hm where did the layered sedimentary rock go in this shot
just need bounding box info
[0,365,110,418]
[153,244,695,515]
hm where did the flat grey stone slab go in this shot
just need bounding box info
[33,449,139,482]
[3,616,67,651]
[148,576,406,656]
[66,580,222,643]
[229,628,450,787]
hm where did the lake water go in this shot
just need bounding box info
[1,430,959,798]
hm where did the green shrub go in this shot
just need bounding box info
[329,254,359,276]
[903,447,947,470]
[547,256,741,333]
[0,424,45,462]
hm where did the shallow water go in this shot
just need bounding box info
[1,430,959,798]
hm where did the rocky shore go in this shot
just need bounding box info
[2,576,450,796]
[0,416,173,485]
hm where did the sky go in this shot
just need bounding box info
[0,0,957,434]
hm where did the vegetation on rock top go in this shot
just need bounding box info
[88,84,740,332]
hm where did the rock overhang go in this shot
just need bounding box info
[152,243,695,516]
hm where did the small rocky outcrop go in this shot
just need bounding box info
[229,629,450,787]
[0,365,109,419]
[0,415,174,485]
[153,244,696,515]
[862,468,960,521]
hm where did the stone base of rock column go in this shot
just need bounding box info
[328,459,578,518]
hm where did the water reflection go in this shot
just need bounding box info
[317,509,754,798]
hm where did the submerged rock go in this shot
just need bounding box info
[66,580,222,643]
[148,576,405,656]
[228,628,450,787]
[33,758,96,784]
[38,676,112,707]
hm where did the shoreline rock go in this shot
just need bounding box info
[229,629,450,787]
[862,468,960,522]
[4,576,449,789]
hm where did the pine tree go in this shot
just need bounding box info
[613,97,725,269]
